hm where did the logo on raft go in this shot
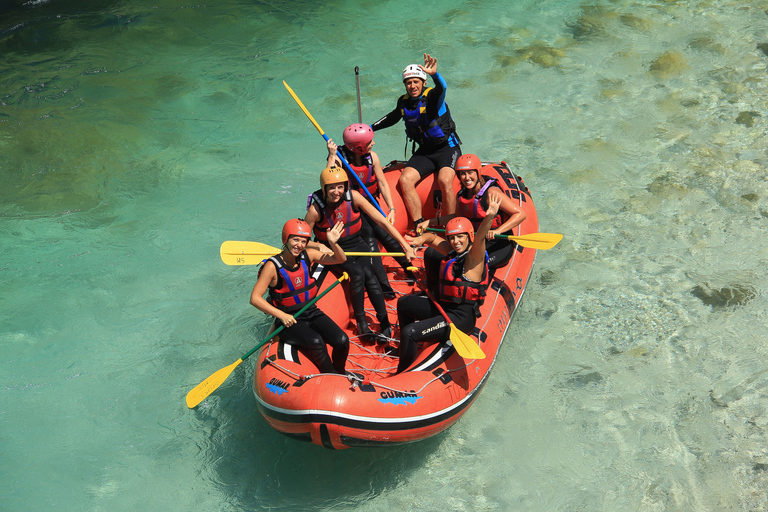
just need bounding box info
[378,390,422,405]
[266,378,290,396]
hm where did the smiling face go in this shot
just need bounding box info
[457,169,480,190]
[286,235,308,257]
[447,233,470,254]
[324,182,346,203]
[404,77,425,98]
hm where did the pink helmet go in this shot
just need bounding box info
[342,123,374,154]
[282,218,311,245]
[445,217,475,243]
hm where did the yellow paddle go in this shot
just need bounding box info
[220,241,404,266]
[185,272,349,408]
[427,229,562,250]
[283,80,386,216]
[407,267,486,360]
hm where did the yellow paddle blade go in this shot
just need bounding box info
[508,233,563,250]
[220,241,280,266]
[186,358,244,408]
[449,323,486,359]
[283,81,326,136]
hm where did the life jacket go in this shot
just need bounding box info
[400,87,457,147]
[456,177,508,231]
[339,145,378,198]
[263,251,323,313]
[309,188,362,243]
[438,250,490,316]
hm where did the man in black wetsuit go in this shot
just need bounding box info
[371,53,461,234]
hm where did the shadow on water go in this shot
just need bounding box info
[192,363,445,510]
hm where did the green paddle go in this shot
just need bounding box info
[185,272,349,408]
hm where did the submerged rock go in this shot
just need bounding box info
[742,193,759,202]
[567,6,617,41]
[691,283,756,308]
[515,42,566,68]
[736,111,760,127]
[647,173,688,198]
[649,51,688,78]
[689,36,727,54]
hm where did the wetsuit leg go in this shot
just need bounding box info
[360,215,394,296]
[486,238,516,269]
[333,256,367,321]
[277,319,336,374]
[339,237,389,335]
[423,247,443,291]
[396,296,477,373]
[370,220,411,273]
[308,311,349,374]
[395,294,444,372]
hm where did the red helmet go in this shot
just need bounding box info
[445,217,475,243]
[343,124,374,154]
[282,218,311,245]
[455,154,482,174]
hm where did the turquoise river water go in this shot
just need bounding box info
[3,0,768,510]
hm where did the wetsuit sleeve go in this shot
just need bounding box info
[427,72,449,119]
[371,104,402,131]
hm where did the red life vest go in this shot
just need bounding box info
[339,145,379,198]
[456,176,508,231]
[263,251,321,313]
[438,250,489,315]
[309,189,362,243]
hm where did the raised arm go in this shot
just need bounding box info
[370,151,396,224]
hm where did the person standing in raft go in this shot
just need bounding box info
[305,167,416,341]
[395,193,502,374]
[420,153,527,270]
[371,53,461,231]
[326,124,413,298]
[250,219,349,374]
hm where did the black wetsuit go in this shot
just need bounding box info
[309,190,390,334]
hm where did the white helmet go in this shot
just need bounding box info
[402,64,427,82]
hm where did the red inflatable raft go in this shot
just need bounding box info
[253,160,538,449]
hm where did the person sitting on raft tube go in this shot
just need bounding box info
[419,153,527,269]
[326,124,413,298]
[371,53,461,230]
[250,219,350,374]
[395,194,502,374]
[305,167,416,341]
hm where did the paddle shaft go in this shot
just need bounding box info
[282,81,385,216]
[355,66,362,123]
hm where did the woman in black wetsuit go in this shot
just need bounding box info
[395,192,503,373]
[304,167,415,340]
[250,219,349,374]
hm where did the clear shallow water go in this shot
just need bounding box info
[2,0,768,510]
